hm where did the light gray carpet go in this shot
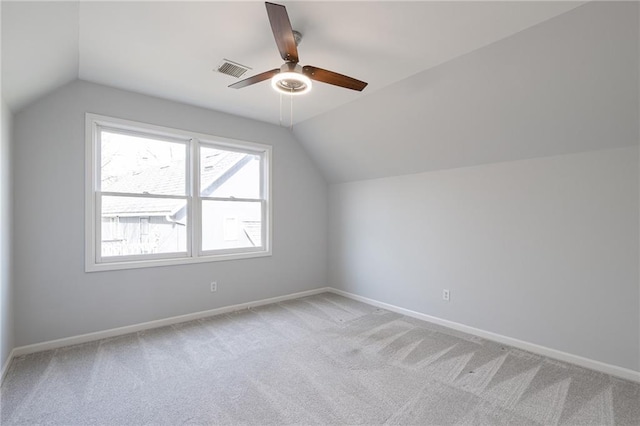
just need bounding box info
[1,293,639,425]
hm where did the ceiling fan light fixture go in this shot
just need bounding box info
[271,71,312,95]
[228,2,367,94]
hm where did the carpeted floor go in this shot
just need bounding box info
[1,292,639,425]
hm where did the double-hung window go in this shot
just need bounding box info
[86,114,271,271]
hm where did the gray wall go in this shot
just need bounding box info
[1,96,14,367]
[314,0,640,373]
[329,147,639,371]
[12,80,328,346]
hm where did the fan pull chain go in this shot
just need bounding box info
[290,89,294,130]
[278,92,294,130]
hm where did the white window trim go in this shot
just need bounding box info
[85,113,272,272]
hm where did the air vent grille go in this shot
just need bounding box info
[217,59,251,78]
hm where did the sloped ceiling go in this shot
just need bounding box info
[3,1,635,184]
[2,1,79,111]
[3,1,582,122]
[294,1,639,183]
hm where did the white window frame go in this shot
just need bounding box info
[85,113,272,272]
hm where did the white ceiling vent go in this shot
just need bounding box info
[217,59,251,78]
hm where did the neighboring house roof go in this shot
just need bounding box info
[102,151,249,217]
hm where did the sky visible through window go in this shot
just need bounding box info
[100,131,187,257]
[98,130,262,258]
[87,114,271,270]
[101,131,186,195]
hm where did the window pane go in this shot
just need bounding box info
[101,130,186,196]
[202,200,262,251]
[200,146,260,199]
[101,195,187,257]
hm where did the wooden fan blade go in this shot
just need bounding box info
[228,69,280,89]
[266,2,299,63]
[302,66,367,91]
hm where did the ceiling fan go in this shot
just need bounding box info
[229,2,368,95]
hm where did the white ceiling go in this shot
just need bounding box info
[293,1,639,182]
[3,1,584,125]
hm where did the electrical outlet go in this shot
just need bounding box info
[210,281,217,292]
[442,289,450,302]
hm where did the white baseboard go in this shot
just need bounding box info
[327,288,640,383]
[9,287,331,360]
[1,347,17,385]
[4,286,639,385]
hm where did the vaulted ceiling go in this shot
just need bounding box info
[3,1,637,183]
[3,1,582,122]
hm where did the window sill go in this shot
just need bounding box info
[85,250,272,273]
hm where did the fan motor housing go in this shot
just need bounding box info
[272,63,311,95]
